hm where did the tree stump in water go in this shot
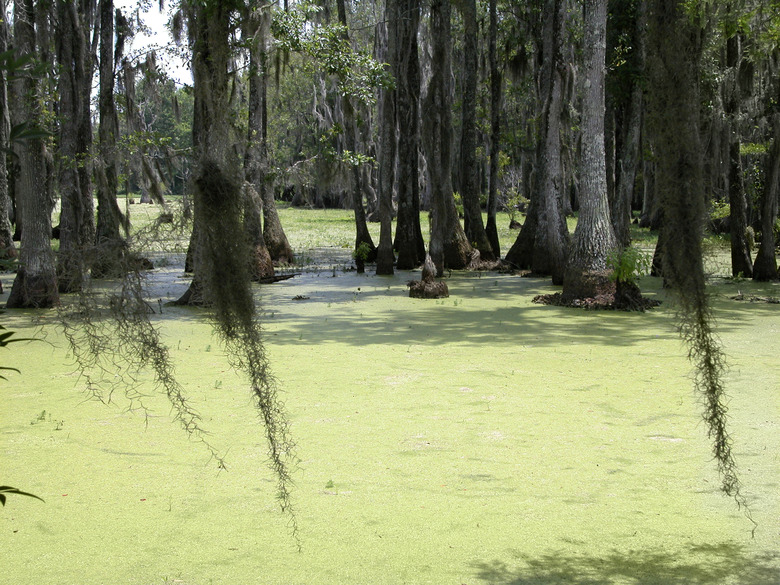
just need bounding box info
[408,255,449,299]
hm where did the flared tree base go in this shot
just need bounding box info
[6,268,59,308]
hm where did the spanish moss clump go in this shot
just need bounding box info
[193,162,298,533]
[60,266,224,469]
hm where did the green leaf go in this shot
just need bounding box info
[0,486,45,506]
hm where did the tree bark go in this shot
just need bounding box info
[485,0,501,258]
[753,113,780,281]
[245,7,293,265]
[7,0,58,308]
[394,0,425,270]
[424,0,472,275]
[646,0,706,292]
[612,0,647,249]
[93,0,127,278]
[56,0,95,293]
[725,31,753,278]
[562,0,616,301]
[506,0,570,283]
[336,0,376,261]
[0,1,15,261]
[458,0,493,261]
[176,2,247,306]
[243,5,275,281]
[376,6,396,275]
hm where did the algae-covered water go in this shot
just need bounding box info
[2,228,779,584]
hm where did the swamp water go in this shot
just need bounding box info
[1,260,779,584]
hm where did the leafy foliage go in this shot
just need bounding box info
[0,486,44,506]
[271,2,392,104]
[607,246,651,285]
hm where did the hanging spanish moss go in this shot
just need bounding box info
[647,0,752,526]
[60,264,225,470]
[193,161,298,529]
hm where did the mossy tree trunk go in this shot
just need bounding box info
[0,5,15,262]
[243,5,275,281]
[458,0,493,261]
[93,0,127,279]
[725,28,753,278]
[485,0,501,259]
[424,0,472,276]
[393,0,425,270]
[647,0,746,505]
[376,3,396,275]
[6,0,58,308]
[753,113,780,281]
[56,0,96,293]
[562,0,616,302]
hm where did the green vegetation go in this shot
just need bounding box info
[608,246,652,286]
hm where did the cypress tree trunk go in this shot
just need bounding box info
[458,0,493,261]
[505,0,569,282]
[562,0,616,302]
[613,0,647,249]
[243,6,275,281]
[56,0,95,293]
[93,0,126,278]
[246,8,293,265]
[376,6,396,275]
[176,1,241,306]
[394,0,425,270]
[725,31,753,278]
[485,0,501,258]
[753,114,780,281]
[0,3,15,261]
[7,0,58,308]
[424,0,472,275]
[336,0,376,261]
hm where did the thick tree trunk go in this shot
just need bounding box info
[243,6,275,281]
[509,0,569,284]
[424,0,472,275]
[336,0,377,261]
[93,0,126,278]
[458,0,493,261]
[0,4,15,261]
[562,0,616,302]
[176,2,247,306]
[485,0,501,258]
[243,183,274,281]
[376,8,396,275]
[647,0,706,290]
[249,16,292,267]
[725,33,753,278]
[753,114,780,281]
[56,0,95,293]
[394,0,425,270]
[613,0,647,249]
[7,0,58,308]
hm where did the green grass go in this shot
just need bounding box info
[2,207,777,584]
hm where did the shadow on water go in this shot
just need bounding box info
[256,270,780,350]
[473,542,780,585]
[3,265,777,353]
